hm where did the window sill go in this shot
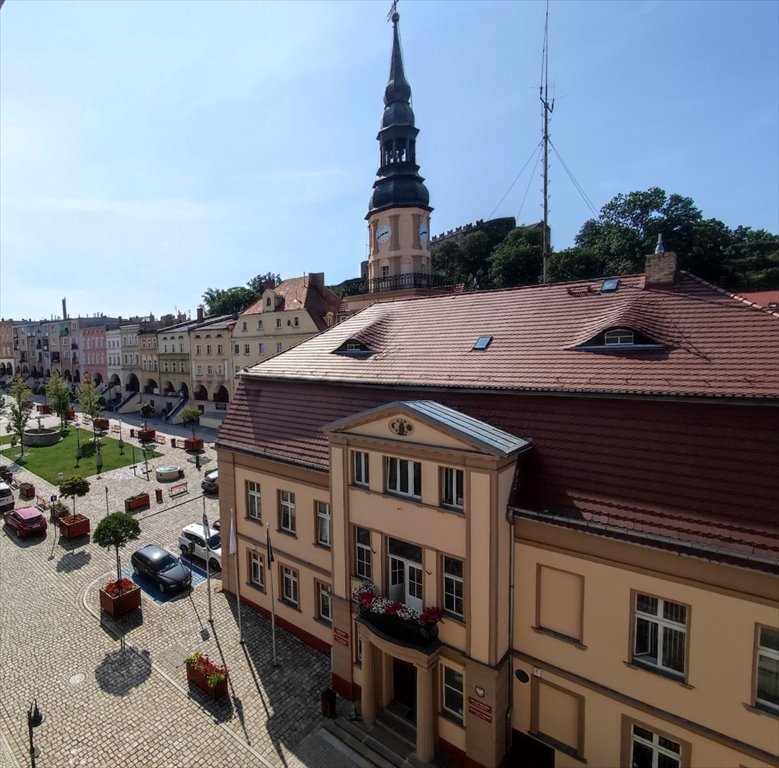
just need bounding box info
[529,732,586,763]
[276,528,297,539]
[439,710,465,730]
[440,504,464,514]
[313,542,332,552]
[245,515,263,525]
[532,626,587,649]
[247,580,266,594]
[443,612,466,626]
[624,660,692,688]
[280,598,301,612]
[313,616,332,628]
[743,702,779,719]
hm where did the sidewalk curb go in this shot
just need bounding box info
[79,572,277,768]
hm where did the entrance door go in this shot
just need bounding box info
[388,556,423,613]
[392,658,416,722]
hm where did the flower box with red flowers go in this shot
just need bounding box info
[185,651,228,699]
[99,579,141,617]
[59,513,90,539]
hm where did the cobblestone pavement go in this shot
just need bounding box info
[0,410,359,768]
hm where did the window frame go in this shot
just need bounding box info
[281,565,299,607]
[385,456,422,499]
[246,481,262,522]
[316,581,332,624]
[754,624,779,714]
[353,450,370,487]
[279,490,296,535]
[620,715,690,768]
[604,328,635,346]
[315,500,331,548]
[442,555,465,621]
[355,526,372,580]
[441,466,464,510]
[249,551,265,591]
[630,590,689,681]
[440,664,464,725]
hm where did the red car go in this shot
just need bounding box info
[4,506,48,538]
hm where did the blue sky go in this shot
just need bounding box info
[1,0,777,322]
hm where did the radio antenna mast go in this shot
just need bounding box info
[540,0,554,283]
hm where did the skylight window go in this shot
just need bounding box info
[472,336,493,351]
[601,278,620,293]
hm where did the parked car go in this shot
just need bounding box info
[201,469,218,495]
[178,523,221,571]
[0,482,14,514]
[4,506,47,538]
[130,545,191,594]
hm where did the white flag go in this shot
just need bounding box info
[229,509,237,555]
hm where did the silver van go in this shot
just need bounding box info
[0,482,14,514]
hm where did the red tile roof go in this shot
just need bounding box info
[241,276,341,331]
[219,271,779,572]
[241,273,779,399]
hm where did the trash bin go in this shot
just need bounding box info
[171,438,176,448]
[320,688,336,718]
[155,488,163,503]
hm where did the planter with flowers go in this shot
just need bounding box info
[185,651,228,699]
[93,512,141,618]
[353,582,443,650]
[58,475,91,539]
[125,492,150,513]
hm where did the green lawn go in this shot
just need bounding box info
[1,428,161,485]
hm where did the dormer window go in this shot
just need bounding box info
[604,328,634,346]
[266,297,272,307]
[334,339,373,357]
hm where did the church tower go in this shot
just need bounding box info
[366,9,433,289]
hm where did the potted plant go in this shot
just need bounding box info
[93,512,141,617]
[180,406,204,452]
[94,417,109,431]
[19,481,35,500]
[185,651,228,699]
[58,474,91,538]
[138,403,155,442]
[124,491,150,513]
[49,500,70,522]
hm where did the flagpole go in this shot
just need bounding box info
[230,508,244,645]
[267,525,278,667]
[202,498,213,625]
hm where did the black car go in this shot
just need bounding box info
[130,545,191,594]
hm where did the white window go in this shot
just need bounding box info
[258,343,264,354]
[355,527,372,579]
[353,450,369,487]
[242,321,247,331]
[381,265,390,278]
[276,342,282,353]
[234,344,240,354]
[279,490,296,534]
[217,344,223,355]
[386,457,421,499]
[282,566,298,606]
[196,365,203,375]
[633,593,687,677]
[317,582,332,623]
[443,556,464,620]
[196,345,201,355]
[442,467,464,509]
[207,365,213,376]
[257,320,263,330]
[244,344,250,355]
[250,552,264,589]
[275,318,282,329]
[206,345,212,355]
[247,481,261,521]
[316,501,331,547]
[629,723,682,768]
[441,665,464,724]
[756,626,779,712]
[605,328,634,345]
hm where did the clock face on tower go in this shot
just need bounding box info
[418,220,429,242]
[376,223,391,244]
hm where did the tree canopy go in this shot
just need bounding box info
[46,371,72,432]
[201,273,283,316]
[5,376,33,457]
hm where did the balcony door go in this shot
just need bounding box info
[388,539,423,613]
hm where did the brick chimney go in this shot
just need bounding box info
[307,272,324,289]
[645,234,677,288]
[196,306,204,322]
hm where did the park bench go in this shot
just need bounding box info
[169,481,188,498]
[35,495,49,511]
[110,425,121,435]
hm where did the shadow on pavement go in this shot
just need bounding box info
[95,646,152,696]
[55,549,92,572]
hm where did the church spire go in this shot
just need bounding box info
[367,7,431,219]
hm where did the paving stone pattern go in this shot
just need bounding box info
[0,411,359,768]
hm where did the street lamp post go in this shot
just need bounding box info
[27,700,44,767]
[104,486,109,517]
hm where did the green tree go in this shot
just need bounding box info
[59,474,91,519]
[139,402,154,431]
[247,272,281,293]
[93,512,141,592]
[46,371,72,432]
[488,226,544,288]
[77,374,102,426]
[5,376,33,457]
[179,406,202,440]
[202,286,258,316]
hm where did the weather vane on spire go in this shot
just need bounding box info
[387,0,398,23]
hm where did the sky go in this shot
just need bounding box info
[1,0,777,322]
